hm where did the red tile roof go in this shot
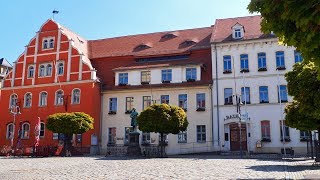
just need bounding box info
[211,15,275,43]
[88,27,212,59]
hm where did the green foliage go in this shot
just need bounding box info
[248,0,320,65]
[284,62,320,130]
[46,112,94,135]
[137,104,188,134]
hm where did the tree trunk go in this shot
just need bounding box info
[62,134,72,157]
[316,128,320,162]
[309,131,314,159]
[160,133,164,158]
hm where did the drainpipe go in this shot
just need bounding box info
[214,44,221,149]
[209,84,214,149]
[99,82,104,154]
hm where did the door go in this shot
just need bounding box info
[230,123,247,151]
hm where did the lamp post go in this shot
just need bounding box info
[235,94,243,158]
[277,69,286,156]
[9,104,21,148]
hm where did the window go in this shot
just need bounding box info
[142,132,151,144]
[223,55,232,73]
[178,131,187,143]
[21,123,30,139]
[258,52,267,70]
[300,131,310,141]
[125,97,134,113]
[52,133,59,140]
[109,98,117,113]
[259,86,269,103]
[278,85,288,103]
[108,127,116,145]
[76,134,82,143]
[55,90,64,105]
[24,93,32,107]
[6,123,14,139]
[143,96,151,110]
[261,121,271,141]
[161,95,169,104]
[119,73,128,85]
[224,88,233,105]
[240,54,249,72]
[280,120,290,141]
[234,29,242,39]
[57,62,64,75]
[43,39,48,49]
[241,87,250,104]
[294,50,303,63]
[39,92,47,106]
[124,127,133,145]
[10,94,18,107]
[141,71,151,84]
[27,66,34,78]
[276,51,285,70]
[178,94,187,110]
[40,122,45,138]
[49,39,54,49]
[196,93,206,111]
[46,64,52,76]
[72,89,81,104]
[158,134,168,145]
[161,69,172,82]
[197,125,206,142]
[186,68,197,81]
[39,65,45,77]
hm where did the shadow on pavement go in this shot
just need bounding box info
[246,164,320,172]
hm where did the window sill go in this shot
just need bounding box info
[261,138,271,142]
[300,138,309,142]
[260,101,269,104]
[108,111,117,115]
[240,69,249,73]
[223,70,232,74]
[178,141,187,144]
[42,48,54,51]
[258,68,267,72]
[141,82,150,85]
[38,105,47,108]
[118,83,128,86]
[196,141,206,143]
[280,138,291,142]
[196,107,205,111]
[224,103,233,105]
[276,66,286,70]
[186,79,196,82]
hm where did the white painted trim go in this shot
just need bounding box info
[8,93,18,108]
[11,62,16,87]
[42,36,55,50]
[56,28,62,61]
[26,51,68,58]
[21,46,28,86]
[38,91,48,107]
[26,65,35,79]
[54,89,64,106]
[67,39,73,81]
[71,88,81,104]
[16,61,24,64]
[23,92,32,108]
[2,79,96,90]
[79,55,83,80]
[33,32,40,86]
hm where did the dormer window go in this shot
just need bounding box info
[161,33,177,41]
[43,37,54,50]
[134,44,151,52]
[232,23,244,39]
[234,29,242,39]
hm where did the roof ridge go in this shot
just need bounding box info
[216,15,261,21]
[88,26,212,42]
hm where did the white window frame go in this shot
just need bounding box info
[40,122,45,138]
[21,122,30,139]
[27,65,35,78]
[71,88,81,104]
[39,91,48,107]
[9,93,18,108]
[234,29,242,39]
[57,61,64,76]
[55,90,64,106]
[46,64,53,76]
[42,37,55,50]
[39,64,46,77]
[178,131,187,143]
[24,92,32,108]
[6,123,14,139]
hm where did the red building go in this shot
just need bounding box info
[0,19,101,152]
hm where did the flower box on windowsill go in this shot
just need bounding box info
[276,66,286,70]
[224,102,233,105]
[141,81,150,85]
[108,111,117,115]
[300,138,309,142]
[258,67,267,72]
[118,83,128,86]
[260,101,269,104]
[279,100,288,103]
[280,138,291,142]
[261,138,271,142]
[141,142,151,146]
[223,70,232,74]
[242,102,251,104]
[125,110,131,114]
[186,78,196,82]
[240,69,249,73]
[162,80,171,84]
[196,107,205,112]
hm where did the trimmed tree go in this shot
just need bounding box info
[248,1,320,69]
[46,112,94,156]
[137,104,188,157]
[285,61,320,161]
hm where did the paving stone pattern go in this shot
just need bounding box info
[0,155,319,179]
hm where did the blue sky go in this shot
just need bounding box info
[0,0,256,63]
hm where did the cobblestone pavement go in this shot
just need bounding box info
[0,155,319,179]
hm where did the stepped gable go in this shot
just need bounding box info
[211,15,275,43]
[88,27,213,59]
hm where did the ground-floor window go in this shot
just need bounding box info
[300,131,310,141]
[196,125,206,142]
[261,120,271,141]
[142,132,151,144]
[6,123,14,139]
[279,120,290,141]
[108,127,116,145]
[178,131,187,143]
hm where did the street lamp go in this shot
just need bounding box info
[9,104,21,148]
[235,94,243,158]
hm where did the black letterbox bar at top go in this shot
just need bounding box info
[136,55,189,63]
